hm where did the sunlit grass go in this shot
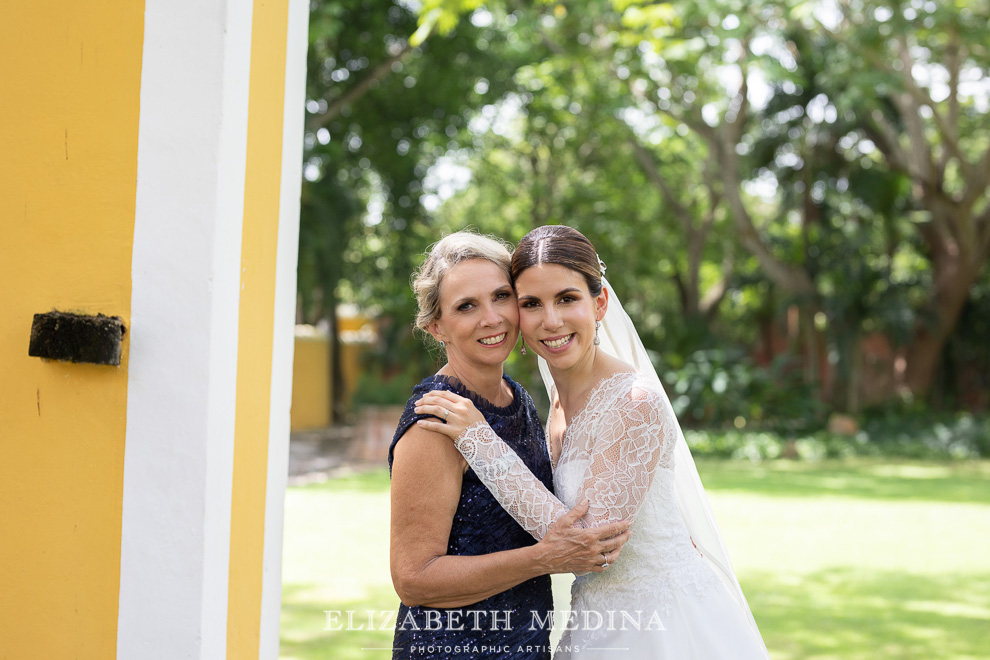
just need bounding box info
[280,472,394,660]
[280,460,990,659]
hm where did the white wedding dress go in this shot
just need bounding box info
[452,280,770,659]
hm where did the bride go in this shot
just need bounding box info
[414,225,770,658]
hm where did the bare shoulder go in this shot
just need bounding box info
[391,423,467,477]
[390,424,467,527]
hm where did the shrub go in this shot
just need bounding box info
[662,349,824,434]
[684,412,990,462]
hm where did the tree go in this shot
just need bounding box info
[301,0,556,410]
[427,1,745,343]
[422,0,990,407]
[809,0,990,396]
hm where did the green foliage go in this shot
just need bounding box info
[664,349,824,432]
[301,0,990,416]
[301,0,558,408]
[684,411,990,461]
[859,406,990,459]
[302,0,539,318]
[350,362,424,406]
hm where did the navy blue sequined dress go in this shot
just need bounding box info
[388,374,554,660]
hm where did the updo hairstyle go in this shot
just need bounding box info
[509,225,603,296]
[411,231,513,335]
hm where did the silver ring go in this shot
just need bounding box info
[443,409,449,422]
[601,552,609,569]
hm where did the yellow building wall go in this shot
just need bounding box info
[288,315,377,431]
[0,2,144,657]
[290,336,332,431]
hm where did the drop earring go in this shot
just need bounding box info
[594,321,601,346]
[520,340,527,356]
[439,340,445,348]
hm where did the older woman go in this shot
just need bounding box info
[388,231,632,660]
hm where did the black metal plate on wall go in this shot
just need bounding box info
[28,311,125,366]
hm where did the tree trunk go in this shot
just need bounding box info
[800,304,820,388]
[323,287,346,424]
[902,239,983,396]
[845,331,862,414]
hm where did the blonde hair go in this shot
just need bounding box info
[412,231,513,334]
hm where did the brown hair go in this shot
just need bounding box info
[510,225,603,295]
[411,231,513,333]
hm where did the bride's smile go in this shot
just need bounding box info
[540,333,574,350]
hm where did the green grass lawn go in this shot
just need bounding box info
[279,460,990,659]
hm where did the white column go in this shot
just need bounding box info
[118,1,254,657]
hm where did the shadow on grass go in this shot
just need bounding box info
[746,569,990,660]
[697,459,990,504]
[281,582,400,660]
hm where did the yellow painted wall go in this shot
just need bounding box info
[290,336,332,431]
[227,0,290,655]
[0,2,144,657]
[288,317,378,430]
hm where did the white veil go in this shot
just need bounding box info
[538,276,767,648]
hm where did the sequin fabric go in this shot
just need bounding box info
[387,374,555,660]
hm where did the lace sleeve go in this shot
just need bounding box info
[453,380,675,538]
[455,423,572,540]
[578,382,676,526]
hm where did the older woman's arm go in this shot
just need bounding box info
[390,425,630,608]
[414,385,668,537]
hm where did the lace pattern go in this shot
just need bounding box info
[455,422,571,540]
[557,374,721,641]
[454,372,679,532]
[564,470,720,643]
[451,372,723,643]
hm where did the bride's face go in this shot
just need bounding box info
[428,259,519,368]
[515,263,607,370]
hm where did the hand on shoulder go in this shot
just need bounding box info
[413,390,486,440]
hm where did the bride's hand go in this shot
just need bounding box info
[414,391,486,439]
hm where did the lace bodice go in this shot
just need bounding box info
[454,372,720,626]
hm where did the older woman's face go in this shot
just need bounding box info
[430,259,519,368]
